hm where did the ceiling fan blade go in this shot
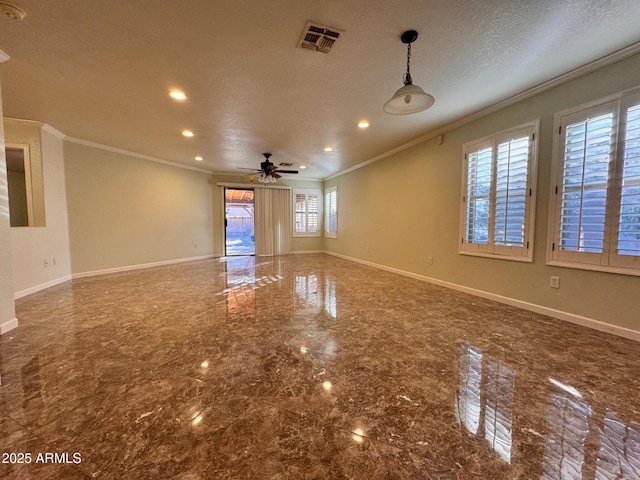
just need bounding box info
[273,172,282,179]
[237,167,260,171]
[274,169,298,174]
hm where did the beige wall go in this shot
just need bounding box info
[210,174,324,256]
[64,142,213,274]
[324,52,640,332]
[0,75,17,330]
[8,123,72,294]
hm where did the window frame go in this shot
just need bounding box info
[546,87,640,276]
[324,186,337,238]
[459,121,539,262]
[292,188,321,237]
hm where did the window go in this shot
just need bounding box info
[324,186,337,238]
[293,189,320,236]
[459,122,539,261]
[548,89,640,274]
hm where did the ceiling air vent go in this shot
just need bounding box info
[299,22,343,54]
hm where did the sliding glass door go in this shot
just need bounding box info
[224,188,255,256]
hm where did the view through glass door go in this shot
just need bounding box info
[225,188,255,256]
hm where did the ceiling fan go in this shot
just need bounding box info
[240,153,299,183]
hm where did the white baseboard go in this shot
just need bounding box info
[14,275,73,300]
[325,251,640,343]
[0,317,18,334]
[72,255,215,279]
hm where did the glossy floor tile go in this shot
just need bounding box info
[1,254,640,479]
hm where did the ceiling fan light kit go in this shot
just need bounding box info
[240,153,299,183]
[384,30,435,115]
[258,173,276,183]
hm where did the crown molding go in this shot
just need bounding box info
[64,136,214,174]
[41,123,66,139]
[4,117,214,174]
[326,40,640,181]
[3,118,66,140]
[3,117,43,127]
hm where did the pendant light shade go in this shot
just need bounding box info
[384,84,435,115]
[384,30,434,115]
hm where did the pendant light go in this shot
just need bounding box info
[384,30,435,115]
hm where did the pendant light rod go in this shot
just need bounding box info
[383,29,435,115]
[401,30,418,86]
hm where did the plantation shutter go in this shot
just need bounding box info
[465,146,493,248]
[617,103,640,257]
[494,136,529,248]
[551,102,616,267]
[460,122,536,260]
[610,97,640,269]
[307,193,319,233]
[324,187,337,237]
[549,90,640,274]
[294,192,307,233]
[293,190,320,236]
[559,113,613,254]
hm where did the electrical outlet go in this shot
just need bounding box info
[44,259,49,268]
[53,257,57,266]
[428,256,433,265]
[550,276,560,289]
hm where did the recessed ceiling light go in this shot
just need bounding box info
[194,156,204,161]
[181,130,194,137]
[358,120,370,129]
[169,89,187,101]
[324,145,333,152]
[299,165,307,169]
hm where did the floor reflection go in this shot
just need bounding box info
[455,344,482,436]
[5,254,640,478]
[485,359,515,463]
[223,256,256,285]
[455,344,514,462]
[324,275,337,318]
[223,256,256,314]
[542,394,591,479]
[295,274,320,313]
[596,410,640,479]
[294,272,338,320]
[455,343,640,479]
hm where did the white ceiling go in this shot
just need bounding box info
[1,1,640,179]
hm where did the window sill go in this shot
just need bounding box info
[459,250,532,263]
[546,259,640,277]
[293,233,321,238]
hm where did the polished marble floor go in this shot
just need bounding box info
[1,254,640,479]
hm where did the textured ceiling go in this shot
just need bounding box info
[1,0,640,179]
